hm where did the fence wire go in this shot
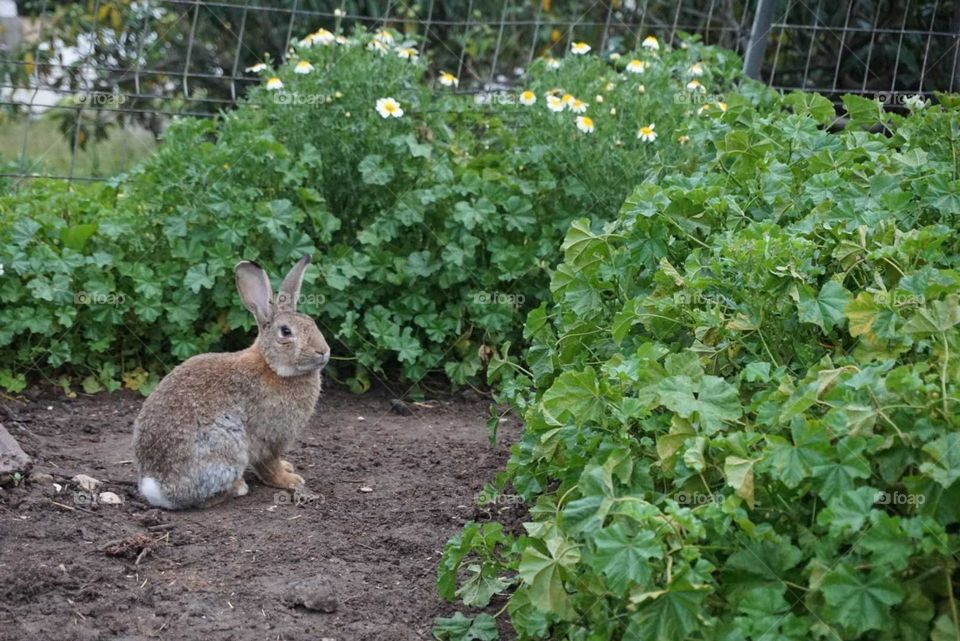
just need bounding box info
[1,0,958,183]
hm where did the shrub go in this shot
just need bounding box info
[0,29,748,393]
[437,94,960,638]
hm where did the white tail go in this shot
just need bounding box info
[139,476,174,509]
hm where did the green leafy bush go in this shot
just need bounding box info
[0,29,745,393]
[438,94,960,638]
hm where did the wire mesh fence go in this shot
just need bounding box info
[1,0,958,184]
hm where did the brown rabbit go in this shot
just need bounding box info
[132,256,329,509]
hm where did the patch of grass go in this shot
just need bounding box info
[0,114,157,179]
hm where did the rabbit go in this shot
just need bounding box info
[132,255,330,509]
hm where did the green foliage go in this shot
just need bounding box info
[0,30,745,393]
[439,92,960,638]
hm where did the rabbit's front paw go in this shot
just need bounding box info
[279,459,295,473]
[255,459,306,490]
[233,478,249,497]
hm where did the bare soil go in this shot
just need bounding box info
[0,385,522,641]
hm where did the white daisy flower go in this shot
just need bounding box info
[576,116,595,133]
[571,42,591,55]
[716,101,728,112]
[397,47,419,61]
[569,98,587,113]
[439,71,459,87]
[374,30,394,44]
[686,79,705,92]
[312,28,335,45]
[626,59,647,74]
[294,60,313,74]
[678,135,690,144]
[595,94,604,104]
[609,53,621,62]
[642,35,659,50]
[266,77,283,90]
[368,39,388,55]
[546,58,561,70]
[246,62,267,73]
[519,90,536,106]
[904,94,927,111]
[688,62,704,76]
[637,123,656,142]
[335,35,350,45]
[546,95,565,112]
[375,97,403,118]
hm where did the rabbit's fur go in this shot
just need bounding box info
[133,256,329,509]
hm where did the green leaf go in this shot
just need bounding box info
[903,296,960,335]
[784,91,836,125]
[625,581,707,641]
[796,281,851,332]
[821,563,903,635]
[817,486,877,536]
[358,154,395,185]
[517,537,580,619]
[541,367,604,426]
[431,612,499,641]
[60,223,98,252]
[587,523,662,596]
[183,263,216,293]
[657,375,742,433]
[919,434,960,488]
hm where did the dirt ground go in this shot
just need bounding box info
[0,384,522,641]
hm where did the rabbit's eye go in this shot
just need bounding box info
[280,325,293,338]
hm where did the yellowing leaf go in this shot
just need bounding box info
[724,456,755,507]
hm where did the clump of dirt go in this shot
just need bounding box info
[0,385,523,640]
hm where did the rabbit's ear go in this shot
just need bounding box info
[235,261,274,328]
[276,255,311,313]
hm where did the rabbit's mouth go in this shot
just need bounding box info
[299,352,329,372]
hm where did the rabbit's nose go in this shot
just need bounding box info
[316,350,330,364]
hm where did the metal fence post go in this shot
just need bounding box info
[743,0,778,79]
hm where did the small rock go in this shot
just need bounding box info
[359,486,373,493]
[282,576,338,613]
[98,491,122,505]
[52,483,62,493]
[72,474,101,493]
[30,472,54,485]
[357,416,366,422]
